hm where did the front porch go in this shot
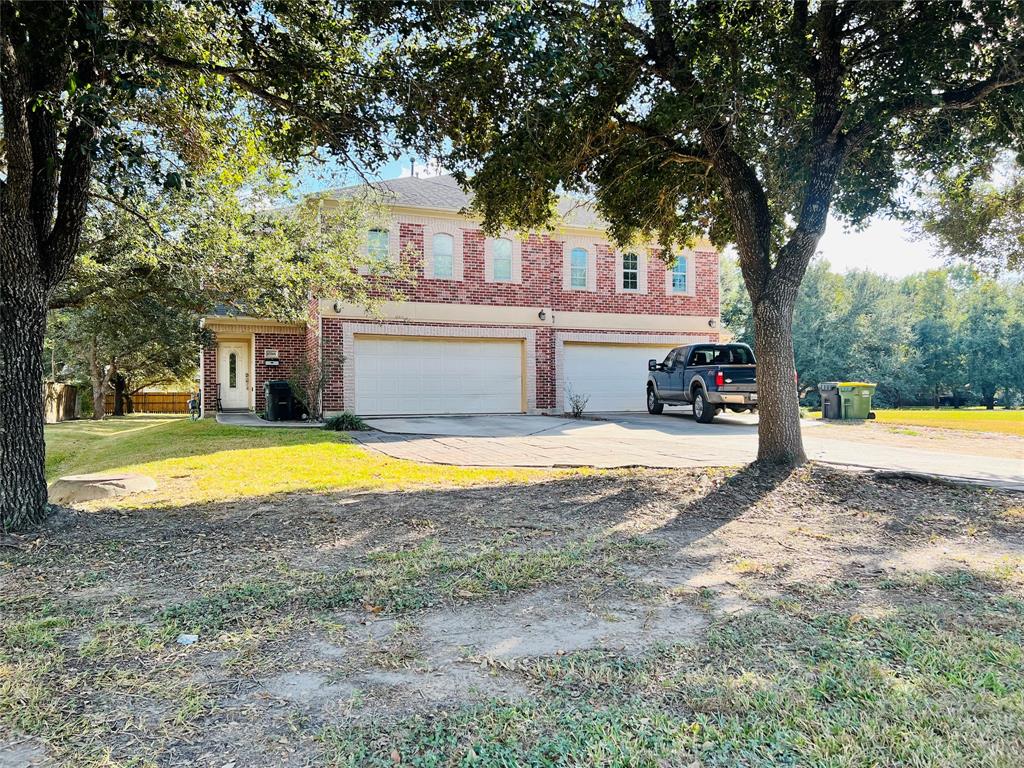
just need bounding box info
[200,316,307,417]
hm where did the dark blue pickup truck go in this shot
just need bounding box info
[646,343,758,423]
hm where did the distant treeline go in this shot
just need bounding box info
[721,259,1024,408]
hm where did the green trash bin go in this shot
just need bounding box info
[837,382,876,420]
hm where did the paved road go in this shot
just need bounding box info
[355,412,1024,491]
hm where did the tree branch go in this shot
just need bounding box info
[700,122,774,303]
[617,119,711,166]
[0,25,33,218]
[138,47,376,183]
[90,192,166,242]
[43,0,103,292]
[847,56,1024,148]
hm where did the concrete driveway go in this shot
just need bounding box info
[355,411,1024,491]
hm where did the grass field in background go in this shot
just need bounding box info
[868,408,1024,437]
[44,415,559,507]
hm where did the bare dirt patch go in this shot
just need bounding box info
[2,464,1022,766]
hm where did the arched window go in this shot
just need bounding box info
[367,228,390,262]
[493,238,513,281]
[622,252,639,290]
[671,254,687,293]
[570,247,588,289]
[432,233,454,278]
[228,352,237,388]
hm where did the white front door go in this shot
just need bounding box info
[563,342,677,412]
[354,336,524,415]
[218,343,250,410]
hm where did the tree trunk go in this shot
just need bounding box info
[753,289,806,466]
[0,261,50,531]
[88,340,114,420]
[113,373,126,416]
[1,1,100,530]
[984,390,995,409]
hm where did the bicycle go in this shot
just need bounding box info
[187,391,201,421]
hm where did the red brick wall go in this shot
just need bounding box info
[253,332,305,412]
[369,225,719,318]
[201,336,218,416]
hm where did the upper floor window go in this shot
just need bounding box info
[622,252,639,290]
[671,255,687,293]
[570,247,588,289]
[493,238,513,282]
[432,233,454,278]
[367,228,390,262]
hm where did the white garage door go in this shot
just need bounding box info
[563,343,676,412]
[354,336,524,415]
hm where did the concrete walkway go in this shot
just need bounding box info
[216,412,322,429]
[355,412,1024,492]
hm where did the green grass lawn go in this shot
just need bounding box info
[814,407,1024,437]
[44,415,559,507]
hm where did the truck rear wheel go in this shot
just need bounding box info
[647,386,664,415]
[693,389,715,423]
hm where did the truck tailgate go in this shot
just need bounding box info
[719,365,756,389]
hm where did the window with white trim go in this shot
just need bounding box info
[432,232,454,278]
[367,228,390,262]
[622,252,639,290]
[671,254,687,293]
[570,247,588,289]
[493,237,513,282]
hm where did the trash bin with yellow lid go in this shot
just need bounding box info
[837,382,876,420]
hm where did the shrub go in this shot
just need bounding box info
[323,412,369,431]
[566,387,590,419]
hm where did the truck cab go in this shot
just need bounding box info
[646,343,758,423]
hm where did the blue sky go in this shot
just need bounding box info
[295,156,946,279]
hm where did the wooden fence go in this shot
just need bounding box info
[43,383,80,423]
[104,391,191,414]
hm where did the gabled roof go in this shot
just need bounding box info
[327,174,605,231]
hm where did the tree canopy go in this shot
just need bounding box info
[918,162,1024,274]
[1,0,419,529]
[389,0,1024,465]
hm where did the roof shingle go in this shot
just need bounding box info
[328,174,605,231]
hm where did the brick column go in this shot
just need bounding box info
[322,317,345,412]
[535,326,556,410]
[201,334,218,416]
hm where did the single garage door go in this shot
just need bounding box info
[354,336,524,415]
[563,342,676,412]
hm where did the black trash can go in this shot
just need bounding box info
[818,382,841,420]
[264,380,293,421]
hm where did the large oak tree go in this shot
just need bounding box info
[392,0,1024,465]
[0,0,412,530]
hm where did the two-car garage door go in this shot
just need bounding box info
[563,342,676,412]
[354,336,524,415]
[353,335,679,415]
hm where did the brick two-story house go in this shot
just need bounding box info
[200,174,721,417]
